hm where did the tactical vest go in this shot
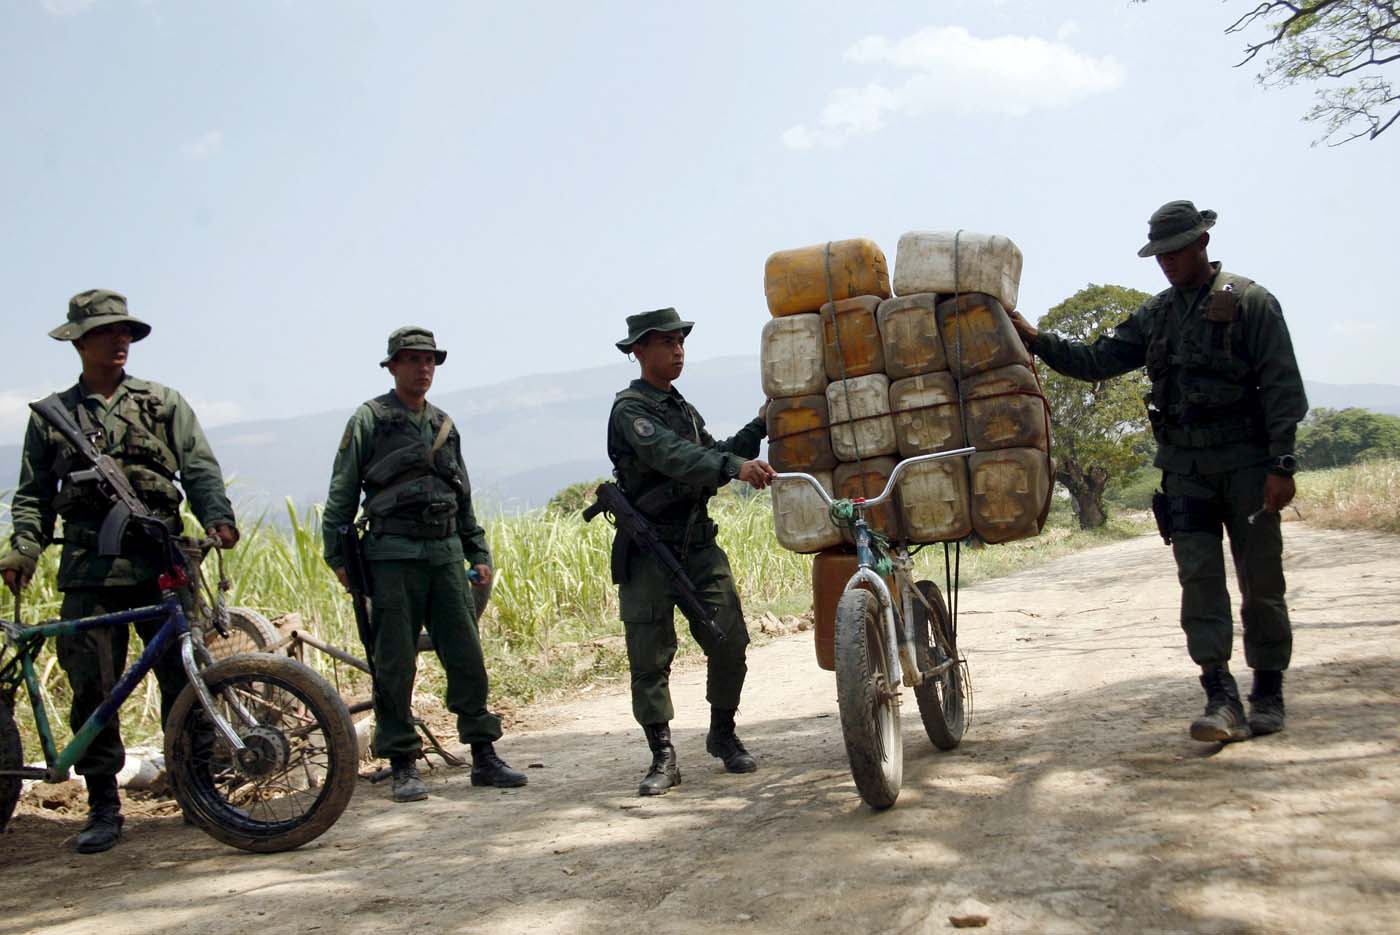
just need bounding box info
[1143,270,1266,449]
[606,387,717,534]
[50,382,183,523]
[360,394,463,539]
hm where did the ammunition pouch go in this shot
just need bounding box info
[610,533,633,586]
[1153,493,1224,542]
[364,475,459,539]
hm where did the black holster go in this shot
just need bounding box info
[1151,491,1173,546]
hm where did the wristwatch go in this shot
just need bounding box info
[1270,454,1298,477]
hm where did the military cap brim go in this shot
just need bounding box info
[380,348,448,367]
[48,314,152,342]
[1138,211,1216,258]
[615,308,695,353]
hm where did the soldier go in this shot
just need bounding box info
[1008,201,1307,743]
[322,326,524,803]
[607,308,775,795]
[0,290,240,853]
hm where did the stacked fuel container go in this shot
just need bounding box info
[760,233,1052,670]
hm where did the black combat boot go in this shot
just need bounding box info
[470,742,528,788]
[75,775,123,854]
[638,723,681,796]
[1190,666,1252,743]
[705,707,758,773]
[390,754,428,803]
[1248,669,1286,735]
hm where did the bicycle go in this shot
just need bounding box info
[774,446,975,809]
[0,527,358,853]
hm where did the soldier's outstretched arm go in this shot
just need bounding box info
[1023,305,1152,382]
[168,388,239,544]
[613,398,744,487]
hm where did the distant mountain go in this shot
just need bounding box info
[3,368,1395,519]
[0,355,768,517]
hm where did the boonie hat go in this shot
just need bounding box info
[49,289,151,342]
[1138,200,1217,258]
[615,307,694,353]
[380,326,447,367]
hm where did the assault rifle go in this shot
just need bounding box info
[29,394,165,557]
[339,522,376,674]
[582,482,724,644]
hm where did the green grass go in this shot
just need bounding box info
[1294,458,1400,535]
[2,488,1150,757]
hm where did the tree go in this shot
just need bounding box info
[1036,285,1154,528]
[547,477,609,515]
[1140,0,1399,144]
[1295,406,1400,465]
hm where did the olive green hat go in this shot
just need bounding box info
[615,307,694,353]
[49,289,151,342]
[380,326,447,367]
[1137,200,1217,258]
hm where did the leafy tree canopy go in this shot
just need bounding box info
[1296,406,1400,466]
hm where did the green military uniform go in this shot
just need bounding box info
[1030,205,1307,678]
[3,291,236,778]
[607,313,766,728]
[321,330,501,762]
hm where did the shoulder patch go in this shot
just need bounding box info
[633,417,656,438]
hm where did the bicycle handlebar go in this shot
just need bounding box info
[772,447,976,508]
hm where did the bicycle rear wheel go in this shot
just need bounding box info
[0,697,20,832]
[834,588,902,809]
[202,607,279,661]
[164,653,356,853]
[911,579,966,750]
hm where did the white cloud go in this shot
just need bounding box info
[187,398,242,427]
[180,129,224,160]
[41,0,98,16]
[783,25,1124,149]
[1328,318,1382,338]
[1057,21,1080,41]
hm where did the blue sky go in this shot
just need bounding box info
[2,0,1395,436]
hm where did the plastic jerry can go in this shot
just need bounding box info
[826,373,897,461]
[877,293,946,379]
[760,313,828,399]
[820,295,885,380]
[811,547,894,671]
[834,455,904,544]
[766,395,837,473]
[960,364,1050,452]
[969,448,1052,544]
[764,238,892,318]
[898,456,973,544]
[936,292,1033,378]
[892,230,1024,312]
[771,471,842,554]
[889,372,966,458]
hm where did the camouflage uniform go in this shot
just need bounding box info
[321,328,505,767]
[2,291,237,778]
[1029,202,1307,739]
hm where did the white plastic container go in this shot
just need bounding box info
[893,230,1024,311]
[889,372,965,457]
[826,373,897,461]
[878,293,946,379]
[760,313,827,398]
[771,471,842,553]
[898,457,972,544]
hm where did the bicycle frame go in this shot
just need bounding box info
[0,576,248,785]
[773,447,974,691]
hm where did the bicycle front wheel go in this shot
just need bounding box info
[834,588,902,809]
[910,580,966,750]
[164,653,357,853]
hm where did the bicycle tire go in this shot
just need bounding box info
[910,580,966,750]
[834,588,902,809]
[202,606,279,661]
[0,696,20,832]
[164,653,357,853]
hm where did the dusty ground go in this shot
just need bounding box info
[2,524,1397,935]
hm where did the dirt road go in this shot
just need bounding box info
[3,524,1397,935]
